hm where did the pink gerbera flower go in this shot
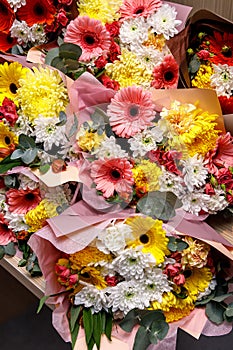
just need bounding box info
[90,158,134,199]
[119,0,162,19]
[64,16,111,62]
[151,54,179,89]
[6,187,41,214]
[0,213,16,245]
[107,86,155,138]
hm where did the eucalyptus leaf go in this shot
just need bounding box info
[119,309,140,333]
[195,290,216,306]
[70,305,81,333]
[141,310,165,328]
[133,326,151,350]
[188,55,201,74]
[149,319,169,343]
[83,308,94,344]
[56,111,67,126]
[21,148,38,164]
[225,303,233,317]
[19,134,36,149]
[10,148,24,159]
[4,242,16,256]
[18,258,27,267]
[59,43,82,60]
[64,58,82,71]
[0,246,5,259]
[212,293,233,302]
[205,301,225,324]
[39,164,50,174]
[45,47,60,65]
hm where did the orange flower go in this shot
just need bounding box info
[0,32,17,52]
[0,0,15,33]
[17,0,56,27]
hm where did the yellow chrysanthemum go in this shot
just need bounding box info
[0,62,30,105]
[25,199,58,232]
[78,0,122,24]
[163,306,194,323]
[191,63,214,89]
[17,66,69,123]
[125,216,169,264]
[69,246,112,270]
[76,124,106,152]
[105,49,153,89]
[160,100,220,157]
[0,121,18,160]
[132,160,162,194]
[143,32,166,51]
[80,266,107,289]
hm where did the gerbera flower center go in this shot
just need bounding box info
[221,45,232,57]
[0,4,8,15]
[84,34,96,46]
[33,3,45,16]
[9,83,17,94]
[129,104,139,118]
[164,71,174,82]
[0,223,9,232]
[134,6,145,14]
[4,136,11,145]
[139,233,149,244]
[110,168,121,180]
[25,193,35,201]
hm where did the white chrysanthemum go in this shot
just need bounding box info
[74,285,107,313]
[181,154,208,192]
[37,151,57,164]
[112,248,154,280]
[33,116,67,152]
[159,170,185,198]
[203,189,228,214]
[181,191,210,216]
[93,136,128,159]
[210,64,233,97]
[143,267,172,303]
[29,24,47,45]
[197,278,217,301]
[96,222,133,255]
[4,212,29,232]
[18,174,39,190]
[10,20,31,46]
[119,17,149,47]
[128,127,163,158]
[106,280,149,314]
[13,114,34,136]
[132,44,165,71]
[147,4,182,40]
[8,0,26,11]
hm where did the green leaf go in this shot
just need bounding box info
[39,163,50,174]
[64,58,82,71]
[56,111,67,126]
[195,290,216,306]
[45,47,60,66]
[140,310,165,328]
[133,326,151,350]
[51,57,67,74]
[37,295,51,313]
[0,156,22,173]
[19,134,36,149]
[93,312,102,350]
[168,237,188,252]
[3,175,17,188]
[59,43,82,60]
[0,246,5,259]
[212,293,233,302]
[83,308,94,344]
[68,114,78,138]
[70,305,81,333]
[104,312,113,341]
[136,191,179,221]
[225,303,233,317]
[21,148,38,164]
[188,55,201,74]
[18,258,27,267]
[119,309,141,333]
[4,242,16,256]
[71,320,80,350]
[205,301,225,324]
[149,319,169,343]
[10,148,24,160]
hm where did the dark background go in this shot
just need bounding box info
[1,266,233,350]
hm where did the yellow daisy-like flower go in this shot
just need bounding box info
[0,121,18,160]
[76,123,106,152]
[125,216,169,264]
[105,49,153,89]
[69,246,112,270]
[163,306,194,323]
[143,33,166,51]
[80,266,107,289]
[25,199,58,232]
[132,160,162,194]
[191,63,214,89]
[78,0,122,24]
[0,62,30,105]
[185,267,213,298]
[17,66,69,123]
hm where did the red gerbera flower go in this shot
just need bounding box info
[17,0,56,27]
[0,213,16,245]
[0,0,15,33]
[0,31,17,52]
[219,95,233,114]
[204,31,233,66]
[151,54,179,89]
[6,187,42,214]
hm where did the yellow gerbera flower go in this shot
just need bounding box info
[78,0,122,24]
[184,267,213,297]
[105,49,153,89]
[0,61,29,105]
[69,246,112,270]
[191,63,214,89]
[125,216,169,264]
[17,66,69,123]
[132,160,162,194]
[80,266,108,289]
[25,199,58,232]
[0,121,18,160]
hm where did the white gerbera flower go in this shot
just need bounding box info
[128,127,163,158]
[147,4,182,40]
[181,154,208,192]
[119,17,149,47]
[33,116,67,152]
[112,248,154,280]
[210,64,233,97]
[74,285,107,313]
[96,222,133,255]
[8,0,26,11]
[106,280,149,314]
[93,136,128,159]
[159,170,185,198]
[10,20,31,46]
[181,191,210,216]
[4,212,29,232]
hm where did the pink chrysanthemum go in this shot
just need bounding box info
[90,158,134,199]
[151,54,179,89]
[6,187,41,214]
[64,16,111,62]
[107,86,155,138]
[119,0,162,19]
[0,213,16,245]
